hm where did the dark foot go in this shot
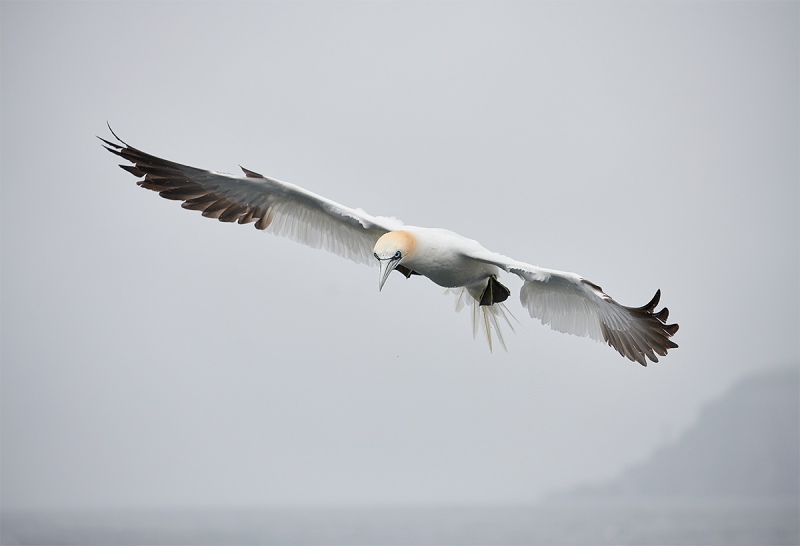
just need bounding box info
[479,276,510,306]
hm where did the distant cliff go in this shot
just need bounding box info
[554,366,800,499]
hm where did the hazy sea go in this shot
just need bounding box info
[2,498,798,546]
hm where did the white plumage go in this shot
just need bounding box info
[101,129,678,365]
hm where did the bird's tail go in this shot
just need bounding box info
[445,287,517,352]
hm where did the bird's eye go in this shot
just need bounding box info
[394,251,402,259]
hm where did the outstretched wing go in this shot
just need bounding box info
[100,130,403,265]
[467,250,678,366]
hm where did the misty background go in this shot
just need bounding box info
[1,1,798,514]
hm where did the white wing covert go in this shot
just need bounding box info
[100,132,402,265]
[466,250,679,366]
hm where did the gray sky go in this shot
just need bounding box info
[1,1,798,511]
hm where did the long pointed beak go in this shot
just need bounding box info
[378,259,399,291]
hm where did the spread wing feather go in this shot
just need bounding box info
[100,131,402,265]
[467,250,679,366]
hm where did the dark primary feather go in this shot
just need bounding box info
[100,135,276,229]
[592,287,679,366]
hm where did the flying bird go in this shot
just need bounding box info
[100,129,678,365]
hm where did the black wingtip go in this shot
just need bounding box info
[119,164,146,177]
[602,288,679,365]
[654,307,670,323]
[665,323,680,336]
[99,122,130,148]
[647,289,661,311]
[97,135,122,151]
[106,122,125,145]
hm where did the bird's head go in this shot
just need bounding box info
[373,230,416,291]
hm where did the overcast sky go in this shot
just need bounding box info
[1,1,798,511]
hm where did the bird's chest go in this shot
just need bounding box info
[406,246,495,289]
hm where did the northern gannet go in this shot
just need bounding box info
[101,130,678,365]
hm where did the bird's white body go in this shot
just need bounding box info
[394,227,501,289]
[102,130,679,365]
